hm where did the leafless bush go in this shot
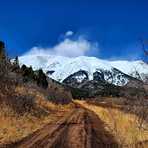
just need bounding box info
[134,97,148,130]
[10,94,35,114]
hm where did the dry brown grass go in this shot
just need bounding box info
[75,99,148,146]
[0,85,74,145]
[0,103,73,145]
[15,85,74,112]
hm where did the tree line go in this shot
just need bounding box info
[0,41,48,89]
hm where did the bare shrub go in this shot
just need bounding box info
[10,95,35,114]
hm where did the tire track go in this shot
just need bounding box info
[3,107,118,148]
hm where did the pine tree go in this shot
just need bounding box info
[11,56,20,72]
[21,65,35,82]
[21,64,27,72]
[0,41,6,60]
[37,69,48,89]
[14,56,19,65]
[0,41,9,78]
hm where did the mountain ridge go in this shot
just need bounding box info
[19,54,148,86]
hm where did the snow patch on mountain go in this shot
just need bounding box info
[110,60,148,80]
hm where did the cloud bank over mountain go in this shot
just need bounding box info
[24,31,99,57]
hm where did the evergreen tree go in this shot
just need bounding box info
[21,65,48,89]
[37,69,48,89]
[28,66,35,80]
[0,41,6,60]
[21,64,27,72]
[0,41,9,77]
[11,56,20,72]
[14,56,19,65]
[21,65,35,81]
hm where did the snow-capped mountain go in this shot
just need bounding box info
[19,54,148,86]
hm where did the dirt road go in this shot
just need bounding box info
[4,107,118,148]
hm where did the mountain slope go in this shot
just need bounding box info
[19,55,148,86]
[110,60,148,80]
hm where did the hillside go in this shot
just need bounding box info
[0,47,73,145]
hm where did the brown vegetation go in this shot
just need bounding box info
[75,98,148,147]
[0,99,74,145]
[0,43,73,145]
[0,71,73,145]
[0,80,74,145]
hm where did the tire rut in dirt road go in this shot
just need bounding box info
[53,109,93,148]
[4,108,118,148]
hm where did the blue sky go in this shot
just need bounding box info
[0,0,148,60]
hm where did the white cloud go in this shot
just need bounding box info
[52,38,93,57]
[25,33,99,57]
[65,31,74,37]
